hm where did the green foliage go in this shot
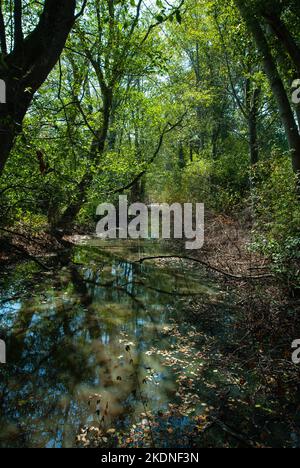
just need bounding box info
[251,154,300,290]
[1,0,299,285]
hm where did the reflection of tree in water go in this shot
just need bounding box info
[71,260,170,428]
[0,281,96,447]
[0,253,175,448]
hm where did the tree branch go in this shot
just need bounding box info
[136,255,274,280]
[75,0,88,20]
[141,0,185,45]
[14,0,23,49]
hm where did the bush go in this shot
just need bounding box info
[251,153,300,292]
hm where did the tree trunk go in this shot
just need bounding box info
[249,111,259,166]
[178,141,185,169]
[246,84,261,166]
[0,114,16,174]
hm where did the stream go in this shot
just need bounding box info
[0,239,299,448]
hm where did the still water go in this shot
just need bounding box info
[0,240,298,448]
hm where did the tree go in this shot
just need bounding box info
[54,0,184,229]
[235,0,300,177]
[0,0,86,176]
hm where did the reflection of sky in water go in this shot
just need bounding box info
[0,301,22,328]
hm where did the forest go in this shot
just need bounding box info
[0,0,300,450]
